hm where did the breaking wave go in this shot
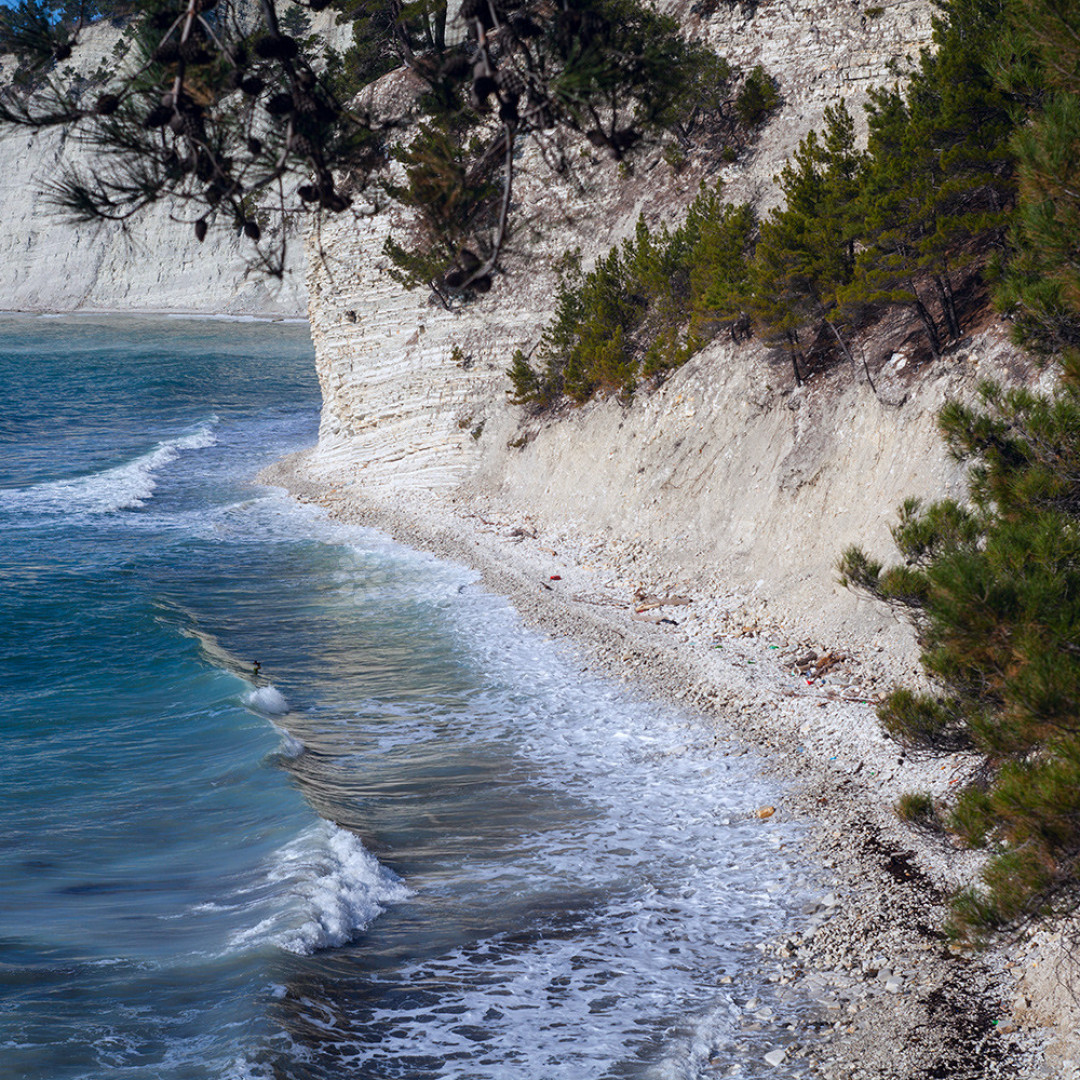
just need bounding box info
[227,820,409,956]
[0,423,216,514]
[246,685,290,716]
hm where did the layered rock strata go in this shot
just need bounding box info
[304,0,936,489]
[300,0,959,648]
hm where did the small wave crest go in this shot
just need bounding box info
[229,821,408,956]
[270,723,305,759]
[245,685,290,715]
[0,423,216,514]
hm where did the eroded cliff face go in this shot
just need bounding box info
[469,329,1045,653]
[0,17,313,317]
[305,0,936,486]
[299,0,1010,649]
[688,0,935,205]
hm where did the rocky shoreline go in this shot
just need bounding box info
[261,449,1078,1079]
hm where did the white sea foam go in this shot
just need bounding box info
[260,532,816,1077]
[246,685,290,715]
[0,423,216,514]
[271,723,305,759]
[131,492,811,1075]
[228,820,409,956]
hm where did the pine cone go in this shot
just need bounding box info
[288,132,314,156]
[265,93,295,116]
[143,104,171,129]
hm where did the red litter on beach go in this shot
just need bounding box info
[550,575,561,580]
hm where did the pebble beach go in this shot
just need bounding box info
[264,449,1073,1079]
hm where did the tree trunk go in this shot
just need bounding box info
[911,286,942,359]
[787,331,804,385]
[824,313,855,366]
[434,2,447,52]
[730,311,751,342]
[941,274,959,336]
[935,274,961,341]
[824,317,876,394]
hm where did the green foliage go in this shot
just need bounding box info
[0,2,67,63]
[734,64,779,128]
[538,233,658,402]
[836,545,883,592]
[279,6,313,40]
[382,123,497,288]
[668,50,735,144]
[729,0,1026,382]
[948,783,996,847]
[993,0,1080,352]
[689,197,756,335]
[507,348,553,407]
[326,0,405,95]
[878,688,971,752]
[546,0,721,141]
[843,370,1080,939]
[510,186,756,407]
[889,496,982,566]
[512,0,1060,409]
[895,791,943,830]
[840,20,1080,922]
[747,102,863,381]
[844,0,1018,358]
[514,0,1035,408]
[662,143,687,173]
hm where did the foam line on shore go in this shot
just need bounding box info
[258,450,1053,1077]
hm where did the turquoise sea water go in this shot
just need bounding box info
[0,315,812,1079]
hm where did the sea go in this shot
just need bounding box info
[0,314,816,1079]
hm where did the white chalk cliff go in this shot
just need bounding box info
[295,0,1024,650]
[0,0,1032,652]
[0,120,309,316]
[0,13,338,317]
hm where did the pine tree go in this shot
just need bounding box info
[846,0,1016,357]
[846,86,947,356]
[747,102,864,382]
[840,373,1080,939]
[993,0,1080,352]
[915,0,1016,332]
[687,192,755,340]
[510,183,756,407]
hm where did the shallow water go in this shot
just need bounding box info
[0,314,814,1079]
